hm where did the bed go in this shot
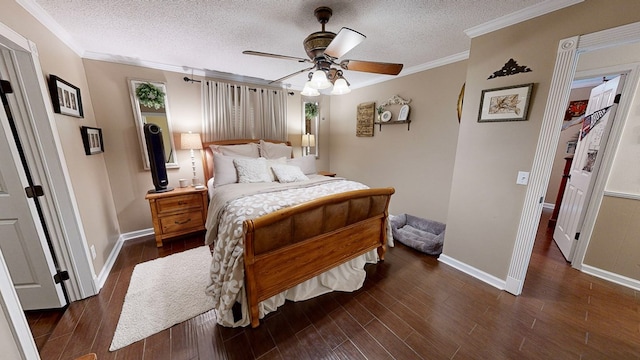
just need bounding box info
[202,139,394,327]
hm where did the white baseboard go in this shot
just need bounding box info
[438,254,506,290]
[581,264,640,291]
[94,228,155,290]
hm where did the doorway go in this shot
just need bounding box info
[506,21,640,296]
[0,20,97,359]
[551,74,625,261]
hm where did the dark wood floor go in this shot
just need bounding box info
[26,209,640,359]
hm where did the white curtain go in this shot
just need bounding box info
[202,80,287,142]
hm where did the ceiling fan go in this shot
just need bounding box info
[243,6,403,94]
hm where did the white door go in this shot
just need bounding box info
[0,81,67,310]
[553,75,623,260]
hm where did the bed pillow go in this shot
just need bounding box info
[211,143,260,158]
[212,153,239,187]
[233,157,272,183]
[286,155,317,175]
[271,164,309,183]
[259,139,292,159]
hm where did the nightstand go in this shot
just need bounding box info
[145,187,208,247]
[318,171,336,177]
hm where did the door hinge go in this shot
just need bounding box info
[24,185,44,198]
[614,94,621,104]
[574,232,580,241]
[53,270,69,284]
[0,80,13,94]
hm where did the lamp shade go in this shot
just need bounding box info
[309,71,332,89]
[180,132,202,150]
[301,81,320,96]
[330,78,351,95]
[301,133,316,147]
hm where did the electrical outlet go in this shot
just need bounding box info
[90,245,97,260]
[516,171,529,185]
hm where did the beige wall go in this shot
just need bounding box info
[83,59,315,233]
[0,0,119,274]
[329,60,466,222]
[585,195,640,279]
[82,62,202,233]
[0,309,21,359]
[445,0,640,279]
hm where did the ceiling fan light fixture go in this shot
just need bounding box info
[330,78,351,95]
[301,81,320,96]
[309,70,332,89]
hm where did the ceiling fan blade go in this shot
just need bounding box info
[269,66,315,84]
[324,27,366,59]
[243,50,311,63]
[339,60,403,75]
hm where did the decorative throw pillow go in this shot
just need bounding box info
[271,164,309,183]
[233,157,272,183]
[212,153,239,187]
[265,157,287,181]
[286,155,317,175]
[259,139,292,159]
[211,143,260,158]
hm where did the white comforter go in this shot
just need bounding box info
[204,175,385,327]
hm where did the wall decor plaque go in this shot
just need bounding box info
[356,102,375,137]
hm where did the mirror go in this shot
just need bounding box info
[303,101,319,158]
[129,79,178,169]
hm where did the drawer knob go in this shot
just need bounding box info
[175,218,192,225]
[178,201,188,205]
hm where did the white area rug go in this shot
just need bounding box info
[109,246,214,351]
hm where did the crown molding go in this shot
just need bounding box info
[464,0,584,38]
[350,51,469,91]
[83,51,286,89]
[17,0,84,56]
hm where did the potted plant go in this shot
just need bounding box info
[376,105,385,121]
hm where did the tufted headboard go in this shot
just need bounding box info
[201,139,292,182]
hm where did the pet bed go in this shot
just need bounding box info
[390,214,445,255]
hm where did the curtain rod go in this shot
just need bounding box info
[186,77,293,95]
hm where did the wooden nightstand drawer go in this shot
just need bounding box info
[145,187,209,247]
[156,193,202,214]
[160,210,204,233]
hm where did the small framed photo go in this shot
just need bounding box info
[48,75,84,118]
[478,83,533,122]
[80,126,104,155]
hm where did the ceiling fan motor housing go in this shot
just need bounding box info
[304,6,335,60]
[303,31,335,60]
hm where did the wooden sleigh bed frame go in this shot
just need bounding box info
[202,139,394,327]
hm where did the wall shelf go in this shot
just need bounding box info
[374,120,411,131]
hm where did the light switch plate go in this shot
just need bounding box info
[516,171,529,185]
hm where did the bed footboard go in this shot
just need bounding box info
[243,187,395,328]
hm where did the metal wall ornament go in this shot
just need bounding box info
[488,58,532,79]
[380,94,411,107]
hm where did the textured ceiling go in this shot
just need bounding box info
[31,0,564,90]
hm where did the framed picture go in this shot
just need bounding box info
[80,126,104,155]
[48,75,84,118]
[478,83,533,122]
[565,99,588,120]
